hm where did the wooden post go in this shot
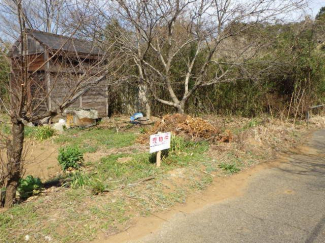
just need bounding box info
[156,150,161,168]
[80,95,83,108]
[106,85,109,117]
[44,49,51,111]
[156,132,162,167]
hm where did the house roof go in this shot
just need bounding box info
[28,29,102,55]
[10,29,102,56]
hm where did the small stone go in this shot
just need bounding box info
[26,196,38,202]
[52,119,66,133]
[40,117,51,125]
[26,122,34,127]
[25,235,30,241]
[101,117,110,122]
[44,236,52,241]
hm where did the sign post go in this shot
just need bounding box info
[156,150,162,167]
[150,132,171,167]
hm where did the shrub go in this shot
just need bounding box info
[58,146,83,171]
[17,175,43,200]
[34,126,55,140]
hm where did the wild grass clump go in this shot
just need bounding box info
[218,162,240,174]
[160,134,209,166]
[24,126,55,140]
[170,135,193,152]
[69,172,90,188]
[0,123,10,135]
[69,172,106,195]
[34,126,55,140]
[90,179,106,195]
[58,146,83,171]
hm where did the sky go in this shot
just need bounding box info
[308,0,324,17]
[0,0,324,44]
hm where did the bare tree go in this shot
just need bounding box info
[0,0,70,42]
[0,0,127,208]
[91,0,156,118]
[112,0,306,113]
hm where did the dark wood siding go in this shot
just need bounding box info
[81,81,107,117]
[49,73,108,117]
[30,72,48,115]
[10,31,108,118]
[49,73,80,109]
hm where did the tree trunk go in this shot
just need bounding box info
[145,102,151,120]
[138,84,151,119]
[177,103,185,114]
[4,121,24,208]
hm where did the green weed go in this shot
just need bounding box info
[242,118,262,130]
[218,162,240,174]
[170,135,193,153]
[0,123,10,135]
[69,172,90,189]
[58,146,83,171]
[167,136,209,166]
[139,127,147,134]
[24,126,55,140]
[69,172,106,195]
[34,126,55,140]
[17,175,43,200]
[90,179,106,195]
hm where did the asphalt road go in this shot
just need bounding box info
[131,130,325,243]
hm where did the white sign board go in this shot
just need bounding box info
[150,132,171,153]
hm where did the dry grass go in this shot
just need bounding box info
[137,113,222,144]
[1,114,325,243]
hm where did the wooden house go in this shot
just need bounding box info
[10,29,108,118]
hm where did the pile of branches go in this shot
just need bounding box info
[137,114,232,144]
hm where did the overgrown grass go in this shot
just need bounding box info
[0,112,317,243]
[20,126,55,140]
[0,123,55,141]
[54,128,136,153]
[0,113,313,243]
[0,203,39,242]
[68,137,209,194]
[0,135,211,243]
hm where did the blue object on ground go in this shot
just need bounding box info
[130,112,144,122]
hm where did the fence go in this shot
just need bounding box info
[306,104,325,124]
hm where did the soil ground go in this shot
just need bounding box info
[1,115,325,243]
